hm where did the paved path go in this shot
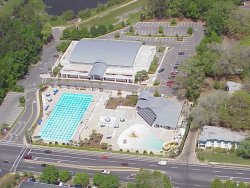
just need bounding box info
[177,128,201,164]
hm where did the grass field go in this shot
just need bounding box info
[79,0,145,28]
[240,35,250,46]
[198,150,250,166]
[0,0,23,17]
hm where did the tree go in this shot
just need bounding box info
[218,91,250,130]
[187,27,193,35]
[108,24,114,31]
[93,172,119,188]
[74,172,89,187]
[129,25,134,33]
[191,91,229,127]
[210,178,224,188]
[97,25,108,36]
[146,0,167,18]
[135,169,172,188]
[90,26,98,37]
[41,23,52,43]
[61,10,74,21]
[135,70,149,82]
[78,8,91,19]
[236,138,250,159]
[158,25,164,34]
[59,170,71,183]
[40,165,59,184]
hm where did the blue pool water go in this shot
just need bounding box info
[39,93,93,142]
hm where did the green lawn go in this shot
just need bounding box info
[79,0,145,28]
[240,35,250,46]
[198,150,250,165]
[0,0,23,17]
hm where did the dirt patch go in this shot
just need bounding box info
[105,95,138,109]
[221,36,240,49]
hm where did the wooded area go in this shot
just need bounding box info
[0,0,50,104]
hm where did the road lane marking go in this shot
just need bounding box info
[192,169,200,171]
[236,172,244,175]
[170,167,178,169]
[219,175,250,180]
[213,171,221,173]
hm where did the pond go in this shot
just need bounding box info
[43,0,107,16]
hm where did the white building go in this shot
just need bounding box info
[59,39,156,83]
[198,126,247,149]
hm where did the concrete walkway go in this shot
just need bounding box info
[176,128,201,164]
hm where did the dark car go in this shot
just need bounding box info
[41,164,47,167]
[120,162,129,166]
[173,64,179,70]
[44,150,52,154]
[3,160,12,164]
[178,52,185,55]
[158,68,165,73]
[23,154,32,160]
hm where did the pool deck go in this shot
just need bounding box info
[34,86,183,153]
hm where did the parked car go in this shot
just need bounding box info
[41,164,47,167]
[166,80,174,87]
[44,150,52,154]
[101,170,111,174]
[120,162,129,166]
[23,154,32,160]
[3,160,12,164]
[157,160,168,166]
[173,64,179,70]
[170,71,177,77]
[100,155,109,159]
[178,52,185,55]
[106,135,112,139]
[128,174,136,179]
[158,68,165,73]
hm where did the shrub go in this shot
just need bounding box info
[115,32,120,38]
[127,150,130,153]
[170,19,176,25]
[143,150,147,154]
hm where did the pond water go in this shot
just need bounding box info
[43,0,107,16]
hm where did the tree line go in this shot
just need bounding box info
[39,166,173,188]
[0,0,51,104]
[62,21,127,40]
[211,178,250,188]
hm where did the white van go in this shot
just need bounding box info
[157,160,167,166]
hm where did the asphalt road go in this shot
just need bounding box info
[1,144,250,188]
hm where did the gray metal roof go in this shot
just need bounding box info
[88,62,107,78]
[137,92,183,129]
[198,126,247,142]
[69,39,143,67]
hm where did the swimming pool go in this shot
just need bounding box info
[39,93,93,142]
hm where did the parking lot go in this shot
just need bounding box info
[0,92,24,126]
[99,21,204,95]
[134,22,203,36]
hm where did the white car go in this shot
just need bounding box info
[157,160,167,166]
[101,170,111,174]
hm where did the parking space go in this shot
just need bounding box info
[0,92,24,126]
